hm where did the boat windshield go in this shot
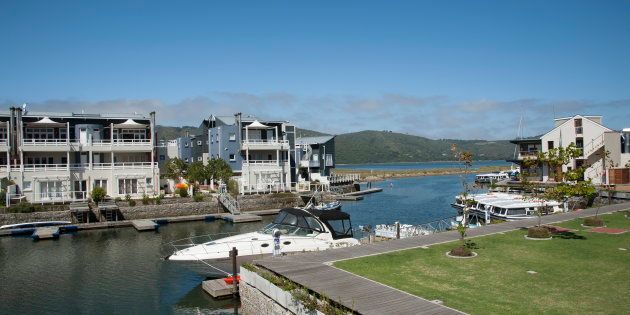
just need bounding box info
[260,211,324,236]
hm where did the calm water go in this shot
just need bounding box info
[0,170,485,314]
[337,160,511,170]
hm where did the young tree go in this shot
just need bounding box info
[537,143,582,182]
[208,159,233,184]
[450,144,476,256]
[164,158,188,181]
[187,161,209,184]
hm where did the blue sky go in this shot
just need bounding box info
[1,0,629,139]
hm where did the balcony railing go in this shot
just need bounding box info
[92,139,152,146]
[243,160,287,165]
[242,139,288,145]
[519,150,539,157]
[15,162,157,172]
[35,191,87,203]
[22,139,69,146]
[22,164,69,171]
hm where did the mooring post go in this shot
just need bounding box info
[230,247,238,297]
[395,221,400,239]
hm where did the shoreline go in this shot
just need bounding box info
[335,165,507,181]
[336,159,511,166]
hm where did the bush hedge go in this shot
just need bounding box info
[193,194,204,202]
[527,226,551,238]
[583,216,604,227]
[449,246,473,257]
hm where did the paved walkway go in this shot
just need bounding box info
[255,202,630,314]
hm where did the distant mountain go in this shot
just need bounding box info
[156,125,202,140]
[157,125,514,163]
[295,128,329,138]
[335,130,513,164]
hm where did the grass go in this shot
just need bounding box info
[334,212,630,314]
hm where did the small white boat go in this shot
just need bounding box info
[308,200,342,211]
[0,221,71,230]
[475,172,510,183]
[166,208,360,277]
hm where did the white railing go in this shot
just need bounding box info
[242,139,289,145]
[35,191,87,203]
[243,160,287,165]
[329,174,360,184]
[583,134,605,157]
[22,139,69,146]
[113,139,152,145]
[22,164,69,172]
[113,162,156,169]
[0,140,8,146]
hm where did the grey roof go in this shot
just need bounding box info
[22,111,150,119]
[296,135,335,145]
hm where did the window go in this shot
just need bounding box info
[145,178,152,187]
[229,133,236,141]
[0,128,7,140]
[40,181,64,199]
[94,179,107,194]
[118,178,138,195]
[184,142,188,147]
[61,157,68,164]
[229,154,236,161]
[547,141,554,150]
[197,156,202,161]
[23,181,32,191]
[159,155,165,161]
[197,141,202,146]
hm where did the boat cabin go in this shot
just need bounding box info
[267,208,354,240]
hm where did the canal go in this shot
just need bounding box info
[0,171,489,313]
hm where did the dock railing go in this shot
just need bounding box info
[374,215,459,239]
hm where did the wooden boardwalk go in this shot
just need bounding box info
[256,202,630,314]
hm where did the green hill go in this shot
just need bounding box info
[156,125,203,140]
[335,130,513,164]
[156,125,514,163]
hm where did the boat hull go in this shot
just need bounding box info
[168,253,271,278]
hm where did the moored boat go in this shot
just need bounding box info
[165,207,360,277]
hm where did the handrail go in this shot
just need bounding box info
[22,139,69,145]
[241,139,289,145]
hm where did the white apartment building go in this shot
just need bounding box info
[2,107,159,203]
[510,114,626,184]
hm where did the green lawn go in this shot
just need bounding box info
[335,212,630,314]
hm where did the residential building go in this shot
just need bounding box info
[3,107,158,203]
[509,114,625,184]
[204,113,296,194]
[296,135,336,181]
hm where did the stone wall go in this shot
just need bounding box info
[240,282,292,315]
[0,193,306,226]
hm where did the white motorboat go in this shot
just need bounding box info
[452,192,563,221]
[166,207,360,277]
[307,200,342,211]
[0,221,71,230]
[475,172,510,183]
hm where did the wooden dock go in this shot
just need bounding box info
[343,187,383,196]
[202,279,235,298]
[131,219,158,231]
[222,213,262,223]
[255,201,630,314]
[31,227,60,240]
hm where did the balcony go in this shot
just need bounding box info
[87,139,153,152]
[33,191,88,203]
[0,139,9,151]
[21,139,70,152]
[15,162,157,172]
[516,150,539,160]
[241,139,289,151]
[242,160,290,172]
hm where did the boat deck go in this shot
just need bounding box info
[255,202,630,314]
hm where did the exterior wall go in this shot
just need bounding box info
[540,115,611,182]
[3,108,159,203]
[209,124,242,171]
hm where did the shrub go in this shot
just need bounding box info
[125,194,132,202]
[527,226,551,238]
[583,216,604,227]
[114,197,122,202]
[91,187,106,205]
[155,194,164,205]
[128,199,136,207]
[193,193,204,202]
[449,246,473,257]
[176,188,188,198]
[142,194,151,205]
[227,179,239,196]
